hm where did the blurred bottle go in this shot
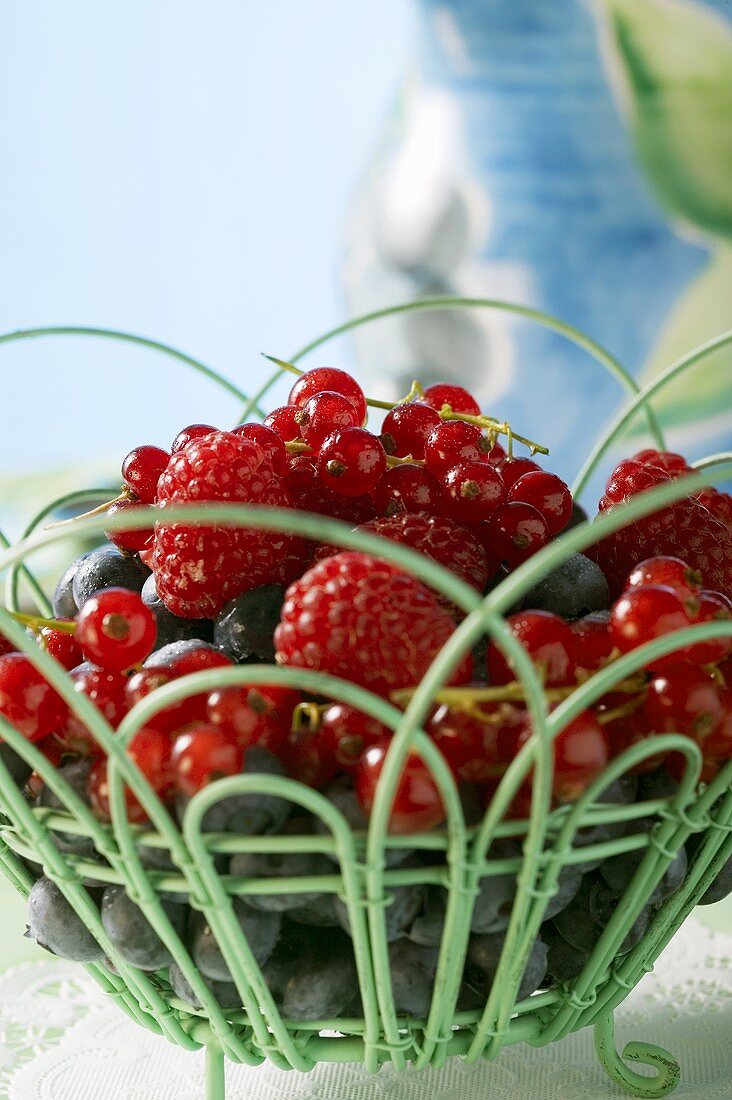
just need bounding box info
[343,0,732,487]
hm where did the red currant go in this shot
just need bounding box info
[105,498,154,553]
[64,664,128,754]
[421,382,481,418]
[128,647,234,733]
[601,706,663,773]
[262,405,302,443]
[76,588,157,672]
[0,654,67,743]
[90,726,172,823]
[355,739,445,834]
[296,391,361,450]
[424,421,491,477]
[610,585,694,671]
[171,424,218,453]
[644,665,723,740]
[699,688,732,761]
[486,441,507,466]
[288,367,367,425]
[626,556,703,600]
[426,704,502,782]
[206,684,300,754]
[231,423,288,475]
[568,615,614,674]
[317,428,387,496]
[26,735,67,799]
[171,724,244,797]
[682,591,732,666]
[496,457,541,491]
[442,461,505,523]
[483,501,549,568]
[121,445,170,503]
[318,703,390,771]
[380,402,441,459]
[373,464,442,516]
[40,625,82,670]
[507,471,572,536]
[550,711,609,801]
[280,725,339,789]
[487,610,576,687]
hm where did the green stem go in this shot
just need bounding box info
[9,611,76,634]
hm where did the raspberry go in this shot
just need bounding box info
[315,513,489,592]
[152,432,307,618]
[633,449,692,477]
[590,493,732,599]
[275,551,473,695]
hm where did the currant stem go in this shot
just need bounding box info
[43,491,129,529]
[9,611,77,634]
[285,439,422,468]
[390,675,647,711]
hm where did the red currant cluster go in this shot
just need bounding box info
[105,368,571,619]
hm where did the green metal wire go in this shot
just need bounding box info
[0,299,730,1099]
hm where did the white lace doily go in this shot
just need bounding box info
[1,917,731,1099]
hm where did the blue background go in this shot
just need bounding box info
[0,1,412,484]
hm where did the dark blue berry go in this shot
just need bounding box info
[334,861,423,941]
[388,938,438,1016]
[543,922,590,984]
[0,742,32,789]
[230,849,333,912]
[467,931,547,1001]
[520,553,610,619]
[184,746,292,836]
[189,900,280,980]
[281,929,357,1020]
[144,637,221,668]
[168,961,242,1010]
[213,585,285,663]
[314,781,413,868]
[409,886,447,946]
[53,553,92,617]
[26,876,103,962]
[600,822,687,905]
[101,886,187,970]
[72,548,150,608]
[38,756,96,858]
[287,893,340,927]
[141,575,213,650]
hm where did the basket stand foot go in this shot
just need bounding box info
[205,1043,226,1100]
[594,1012,681,1098]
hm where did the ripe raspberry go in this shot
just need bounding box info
[591,454,732,599]
[153,432,307,618]
[314,513,489,592]
[275,551,473,695]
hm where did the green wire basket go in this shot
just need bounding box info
[0,298,730,1100]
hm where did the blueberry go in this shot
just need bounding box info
[588,879,652,954]
[185,746,292,836]
[467,931,547,1001]
[213,585,285,663]
[53,553,93,617]
[520,553,610,619]
[543,922,590,984]
[409,887,447,946]
[287,893,340,927]
[334,863,423,942]
[141,575,213,650]
[168,961,242,1011]
[388,938,439,1016]
[564,501,589,531]
[0,742,32,789]
[314,781,413,868]
[553,874,653,956]
[101,886,187,970]
[456,981,485,1011]
[543,862,584,921]
[27,877,103,962]
[686,831,732,906]
[38,756,96,857]
[281,929,357,1020]
[600,824,687,905]
[470,840,521,935]
[572,775,638,872]
[189,900,280,980]
[144,638,222,668]
[637,766,680,801]
[230,849,333,912]
[72,548,150,608]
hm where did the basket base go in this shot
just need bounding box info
[594,1012,681,1098]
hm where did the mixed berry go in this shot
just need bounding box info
[1,366,731,1021]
